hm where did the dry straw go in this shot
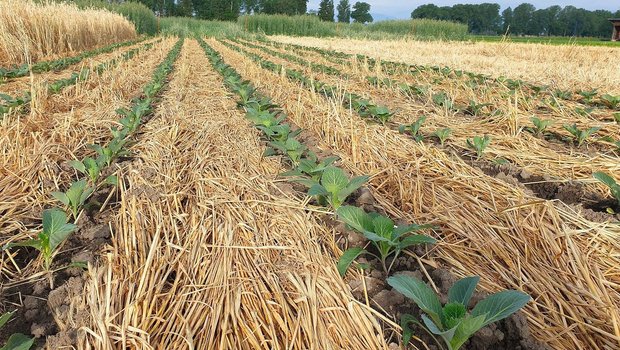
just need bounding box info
[211,38,620,350]
[233,40,620,198]
[0,40,175,281]
[0,38,159,99]
[271,36,620,95]
[67,39,389,349]
[0,0,136,67]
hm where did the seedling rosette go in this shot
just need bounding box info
[3,209,76,271]
[293,167,368,210]
[336,206,435,274]
[388,275,531,350]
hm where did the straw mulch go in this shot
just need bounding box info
[232,40,620,197]
[0,39,175,282]
[210,38,620,350]
[70,39,388,349]
[0,38,159,99]
[0,0,136,67]
[271,36,620,95]
[252,38,619,140]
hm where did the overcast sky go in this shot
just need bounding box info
[307,1,620,19]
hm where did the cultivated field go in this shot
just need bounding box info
[1,14,619,350]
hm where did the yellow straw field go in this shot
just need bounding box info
[0,0,136,66]
[1,11,620,350]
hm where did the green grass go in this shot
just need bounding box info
[160,17,248,38]
[471,35,620,47]
[238,15,468,40]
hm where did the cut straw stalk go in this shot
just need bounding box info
[73,39,388,349]
[0,39,177,281]
[209,38,620,350]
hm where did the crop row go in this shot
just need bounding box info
[225,39,620,213]
[0,37,149,81]
[0,37,184,349]
[0,39,162,118]
[261,39,620,113]
[201,37,533,350]
[239,38,620,152]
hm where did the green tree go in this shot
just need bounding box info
[512,3,535,35]
[177,0,193,17]
[336,0,350,23]
[318,0,335,21]
[259,0,307,15]
[501,7,513,33]
[351,1,372,23]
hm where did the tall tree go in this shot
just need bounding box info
[336,0,350,23]
[177,0,193,17]
[351,1,372,23]
[318,0,335,21]
[512,3,535,35]
[501,7,513,33]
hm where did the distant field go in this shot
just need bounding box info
[472,34,620,46]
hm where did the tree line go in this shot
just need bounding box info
[411,3,620,37]
[132,0,373,23]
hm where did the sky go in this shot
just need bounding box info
[306,1,620,20]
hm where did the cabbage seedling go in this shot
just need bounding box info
[91,137,129,167]
[563,124,601,147]
[463,100,492,116]
[387,275,530,350]
[337,206,435,274]
[530,117,553,136]
[281,154,339,181]
[69,157,100,183]
[398,116,427,142]
[601,94,620,109]
[257,123,300,142]
[613,112,620,124]
[266,137,307,165]
[366,105,393,124]
[52,180,94,220]
[246,108,285,128]
[466,135,491,158]
[432,92,453,110]
[3,209,76,271]
[578,89,597,103]
[593,172,620,209]
[0,311,34,350]
[433,128,452,146]
[294,167,368,210]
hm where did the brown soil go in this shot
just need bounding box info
[462,154,619,223]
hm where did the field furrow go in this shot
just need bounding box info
[0,39,176,279]
[208,37,620,350]
[224,39,620,213]
[70,38,388,350]
[0,38,155,98]
[271,36,620,95]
